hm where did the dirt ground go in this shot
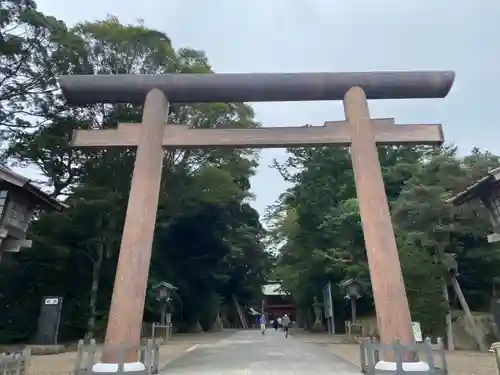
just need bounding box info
[292,331,497,375]
[25,330,233,375]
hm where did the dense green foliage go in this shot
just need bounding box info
[0,2,272,343]
[267,145,500,335]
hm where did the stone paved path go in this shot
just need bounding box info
[161,329,360,374]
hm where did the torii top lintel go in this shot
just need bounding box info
[58,71,455,105]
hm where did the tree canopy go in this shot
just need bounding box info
[267,144,500,335]
[0,3,271,342]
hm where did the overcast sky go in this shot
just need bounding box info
[34,0,500,221]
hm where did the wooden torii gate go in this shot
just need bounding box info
[59,71,455,363]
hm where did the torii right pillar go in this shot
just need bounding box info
[344,87,414,349]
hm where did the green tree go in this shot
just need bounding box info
[0,14,270,342]
[268,146,425,319]
[268,143,500,334]
[392,147,500,332]
[0,0,87,135]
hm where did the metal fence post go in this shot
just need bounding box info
[491,342,500,375]
[358,336,447,375]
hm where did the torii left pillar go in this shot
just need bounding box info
[98,89,168,368]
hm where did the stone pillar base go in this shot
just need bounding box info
[92,362,146,374]
[375,360,430,372]
[75,338,159,375]
[188,321,203,333]
[212,316,223,331]
[490,342,500,375]
[360,337,447,374]
[311,320,325,332]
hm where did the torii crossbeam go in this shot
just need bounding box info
[59,71,454,366]
[72,119,443,149]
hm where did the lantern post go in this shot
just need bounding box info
[152,281,177,326]
[339,278,363,324]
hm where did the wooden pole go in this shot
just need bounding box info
[451,277,487,351]
[351,298,357,323]
[441,279,455,351]
[102,89,168,363]
[343,87,415,352]
[434,241,455,352]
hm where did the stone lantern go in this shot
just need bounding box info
[152,281,177,325]
[0,166,67,261]
[339,278,363,323]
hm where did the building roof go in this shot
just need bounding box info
[338,278,362,288]
[262,282,289,296]
[446,167,500,206]
[152,281,178,290]
[0,166,68,211]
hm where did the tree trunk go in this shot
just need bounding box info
[85,242,104,342]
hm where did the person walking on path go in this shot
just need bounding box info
[273,316,278,331]
[282,314,290,338]
[259,315,266,335]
